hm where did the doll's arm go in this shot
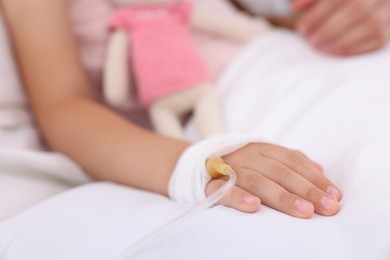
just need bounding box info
[103,29,130,108]
[190,9,256,42]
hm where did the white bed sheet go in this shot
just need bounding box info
[1,29,390,259]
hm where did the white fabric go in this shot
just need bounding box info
[1,28,390,259]
[169,134,264,204]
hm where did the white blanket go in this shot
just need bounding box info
[1,28,390,259]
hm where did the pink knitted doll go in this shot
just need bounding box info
[104,0,256,140]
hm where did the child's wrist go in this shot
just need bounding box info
[168,134,266,204]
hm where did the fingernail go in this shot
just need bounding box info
[244,195,260,205]
[320,196,338,211]
[295,199,313,213]
[326,186,341,200]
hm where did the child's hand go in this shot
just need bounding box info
[293,0,390,56]
[206,143,342,218]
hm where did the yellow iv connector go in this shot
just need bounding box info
[206,157,232,178]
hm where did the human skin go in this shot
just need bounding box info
[293,0,390,56]
[1,0,340,219]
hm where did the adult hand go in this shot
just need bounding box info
[206,143,342,219]
[293,0,390,56]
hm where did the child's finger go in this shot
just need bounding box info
[297,0,341,35]
[293,150,324,173]
[292,0,316,11]
[261,144,342,201]
[245,157,339,216]
[206,179,261,213]
[233,168,316,218]
[311,160,324,173]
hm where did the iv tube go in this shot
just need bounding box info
[115,158,237,259]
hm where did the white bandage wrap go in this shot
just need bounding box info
[168,134,265,204]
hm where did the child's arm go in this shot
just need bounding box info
[1,0,189,195]
[1,0,341,218]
